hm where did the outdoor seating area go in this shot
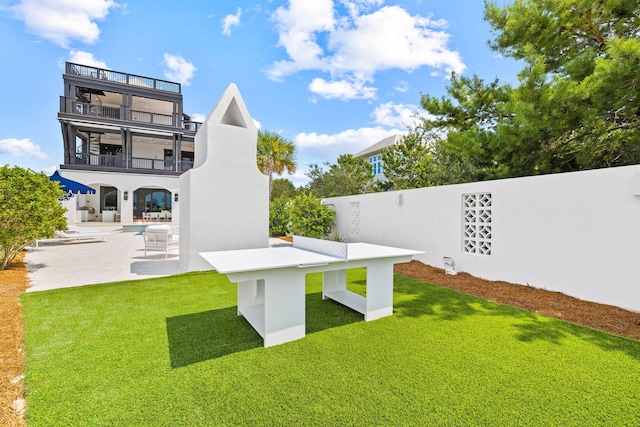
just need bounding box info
[141,210,172,221]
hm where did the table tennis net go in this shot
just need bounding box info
[293,235,348,260]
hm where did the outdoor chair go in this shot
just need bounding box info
[143,225,179,259]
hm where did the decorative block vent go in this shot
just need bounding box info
[462,193,492,255]
[350,201,360,238]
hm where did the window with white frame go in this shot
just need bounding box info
[462,193,492,255]
[368,154,382,175]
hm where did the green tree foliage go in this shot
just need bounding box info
[270,178,298,201]
[379,132,436,190]
[413,1,640,183]
[306,154,374,197]
[256,130,297,198]
[0,165,66,269]
[286,193,335,239]
[269,197,291,237]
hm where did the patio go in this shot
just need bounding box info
[25,224,284,292]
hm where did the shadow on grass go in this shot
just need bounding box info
[166,292,362,368]
[393,274,640,361]
[166,307,262,368]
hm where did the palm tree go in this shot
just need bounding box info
[256,130,297,199]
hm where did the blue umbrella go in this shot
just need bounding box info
[49,171,96,195]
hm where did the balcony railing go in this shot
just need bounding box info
[62,98,201,132]
[70,152,194,173]
[183,121,203,132]
[73,101,121,119]
[66,62,181,93]
[131,110,173,126]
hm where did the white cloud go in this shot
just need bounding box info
[372,102,422,129]
[253,119,262,130]
[268,0,335,81]
[190,113,206,123]
[0,138,49,160]
[68,50,108,68]
[162,54,197,86]
[308,77,376,100]
[339,0,384,19]
[295,126,403,159]
[394,80,409,93]
[222,8,242,36]
[268,1,465,100]
[8,0,118,47]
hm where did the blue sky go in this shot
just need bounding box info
[0,0,521,186]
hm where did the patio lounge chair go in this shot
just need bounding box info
[143,225,179,259]
[35,228,110,248]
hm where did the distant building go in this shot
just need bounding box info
[57,62,202,224]
[354,134,402,181]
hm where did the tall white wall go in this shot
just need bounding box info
[325,165,640,312]
[179,84,269,271]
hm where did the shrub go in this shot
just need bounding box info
[286,193,335,239]
[269,197,291,236]
[0,166,66,269]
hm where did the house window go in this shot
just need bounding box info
[101,186,118,212]
[368,154,382,175]
[462,193,492,255]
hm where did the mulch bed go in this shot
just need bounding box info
[1,256,639,426]
[0,253,27,427]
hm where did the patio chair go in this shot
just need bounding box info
[143,225,179,259]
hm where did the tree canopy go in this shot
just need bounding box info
[0,165,67,269]
[409,0,640,184]
[270,178,298,201]
[305,154,375,198]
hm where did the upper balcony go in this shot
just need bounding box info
[66,62,181,94]
[59,97,203,133]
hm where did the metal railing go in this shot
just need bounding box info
[131,110,173,126]
[73,101,120,119]
[183,121,203,132]
[66,62,181,93]
[70,152,194,172]
[61,97,202,132]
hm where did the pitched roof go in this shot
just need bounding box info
[354,134,402,157]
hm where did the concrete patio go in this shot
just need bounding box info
[25,224,284,292]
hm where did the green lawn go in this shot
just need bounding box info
[23,269,640,426]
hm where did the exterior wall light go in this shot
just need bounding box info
[123,191,128,201]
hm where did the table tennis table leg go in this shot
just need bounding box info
[322,270,347,298]
[364,260,395,321]
[237,280,263,317]
[262,271,306,347]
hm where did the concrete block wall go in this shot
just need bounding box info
[325,165,640,312]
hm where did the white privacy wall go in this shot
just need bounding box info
[179,83,269,272]
[325,165,640,312]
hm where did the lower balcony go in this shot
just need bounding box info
[64,152,194,174]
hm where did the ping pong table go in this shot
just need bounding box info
[200,236,423,347]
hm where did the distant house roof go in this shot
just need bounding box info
[355,134,402,157]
